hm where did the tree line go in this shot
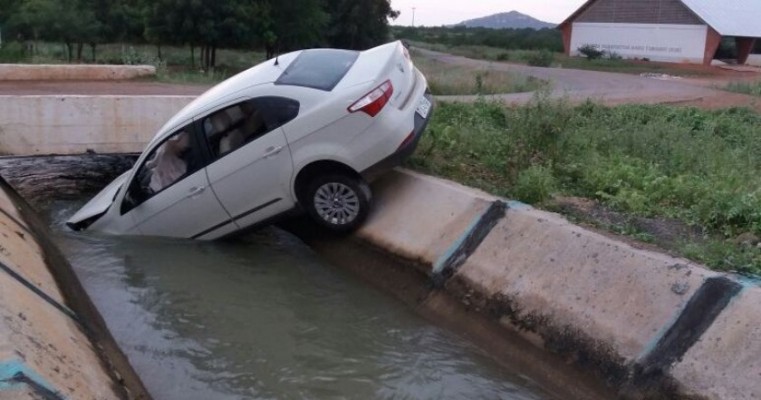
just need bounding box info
[0,0,399,69]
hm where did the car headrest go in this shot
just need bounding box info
[210,111,233,133]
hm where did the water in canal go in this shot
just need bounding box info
[44,200,553,400]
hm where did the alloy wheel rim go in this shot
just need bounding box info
[314,182,360,225]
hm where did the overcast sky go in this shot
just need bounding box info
[390,0,587,26]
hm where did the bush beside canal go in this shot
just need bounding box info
[410,96,761,274]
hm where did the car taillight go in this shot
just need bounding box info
[348,80,394,117]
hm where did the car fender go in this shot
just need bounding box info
[288,150,360,200]
[66,170,131,228]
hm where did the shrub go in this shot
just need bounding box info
[578,44,604,60]
[527,49,554,67]
[496,52,510,61]
[0,41,28,63]
[513,165,558,204]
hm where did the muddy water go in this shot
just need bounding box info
[43,200,553,400]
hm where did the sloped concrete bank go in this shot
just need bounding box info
[0,176,150,399]
[337,170,758,400]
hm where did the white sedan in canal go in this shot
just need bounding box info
[67,41,433,239]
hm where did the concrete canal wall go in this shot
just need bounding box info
[0,64,155,81]
[358,170,760,399]
[0,177,149,399]
[0,95,193,155]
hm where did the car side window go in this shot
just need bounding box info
[202,97,299,159]
[122,127,202,213]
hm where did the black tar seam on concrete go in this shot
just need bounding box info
[4,371,66,400]
[432,200,507,287]
[638,276,742,375]
[0,259,80,324]
[0,206,37,241]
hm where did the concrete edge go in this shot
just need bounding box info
[0,176,151,399]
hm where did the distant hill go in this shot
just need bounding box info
[456,11,556,30]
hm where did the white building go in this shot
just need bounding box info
[559,0,761,65]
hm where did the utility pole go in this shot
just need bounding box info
[412,7,416,27]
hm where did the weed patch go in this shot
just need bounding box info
[725,80,761,97]
[412,50,545,95]
[410,96,761,274]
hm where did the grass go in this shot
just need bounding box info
[411,50,545,95]
[408,95,761,275]
[725,81,761,96]
[409,41,713,76]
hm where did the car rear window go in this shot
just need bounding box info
[275,49,359,91]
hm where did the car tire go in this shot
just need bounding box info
[304,174,372,233]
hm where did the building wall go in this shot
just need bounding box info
[570,22,708,63]
[577,0,702,24]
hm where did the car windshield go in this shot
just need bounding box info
[275,49,359,91]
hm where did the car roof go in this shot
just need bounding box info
[153,51,302,144]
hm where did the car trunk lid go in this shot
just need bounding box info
[338,41,416,110]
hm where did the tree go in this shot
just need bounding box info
[324,0,398,50]
[266,0,327,52]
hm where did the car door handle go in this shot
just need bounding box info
[264,146,284,157]
[188,186,206,197]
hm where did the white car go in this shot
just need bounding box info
[67,41,433,239]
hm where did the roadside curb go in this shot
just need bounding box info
[0,64,156,81]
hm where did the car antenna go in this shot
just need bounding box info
[274,45,280,66]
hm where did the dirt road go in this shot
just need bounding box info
[415,48,760,110]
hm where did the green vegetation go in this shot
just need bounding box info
[725,81,761,97]
[526,49,553,67]
[410,96,761,274]
[577,44,604,60]
[411,51,545,96]
[0,0,398,70]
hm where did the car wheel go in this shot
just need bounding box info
[305,174,371,233]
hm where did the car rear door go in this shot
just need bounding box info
[201,97,299,230]
[120,123,236,239]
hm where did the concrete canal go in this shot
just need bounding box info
[40,197,555,400]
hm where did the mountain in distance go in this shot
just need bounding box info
[456,11,556,30]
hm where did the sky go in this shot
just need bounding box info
[390,0,587,26]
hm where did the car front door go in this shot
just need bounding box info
[201,97,299,230]
[120,124,236,239]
